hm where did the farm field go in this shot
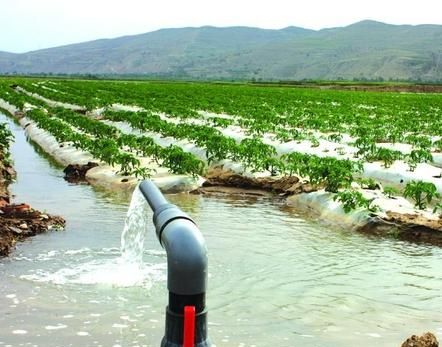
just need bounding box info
[0,120,439,347]
[0,77,442,346]
[0,77,441,237]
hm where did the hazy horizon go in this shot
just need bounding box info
[1,0,442,53]
[3,19,441,55]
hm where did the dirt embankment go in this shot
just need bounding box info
[359,211,442,246]
[0,147,65,257]
[252,82,442,93]
[194,167,442,246]
[323,84,442,93]
[63,162,99,183]
[193,167,318,196]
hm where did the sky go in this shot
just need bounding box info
[1,0,441,53]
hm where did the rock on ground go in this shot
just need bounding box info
[0,203,65,256]
[401,332,439,347]
[63,161,98,183]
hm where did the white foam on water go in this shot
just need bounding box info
[76,331,90,336]
[18,184,166,287]
[36,250,59,261]
[12,330,27,335]
[19,253,165,287]
[64,248,92,255]
[45,324,67,330]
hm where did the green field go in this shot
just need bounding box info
[0,77,441,214]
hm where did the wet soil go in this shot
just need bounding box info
[201,168,442,246]
[358,211,442,246]
[401,332,439,347]
[0,153,15,204]
[63,161,98,183]
[195,167,319,195]
[0,149,65,256]
[0,204,65,256]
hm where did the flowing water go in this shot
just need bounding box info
[120,188,149,267]
[1,113,442,347]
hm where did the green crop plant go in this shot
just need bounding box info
[160,145,206,177]
[263,157,285,176]
[310,138,320,148]
[319,158,362,193]
[433,202,442,216]
[281,152,311,177]
[386,129,404,144]
[354,137,376,158]
[280,152,362,192]
[116,152,141,176]
[328,133,343,143]
[433,139,442,152]
[403,181,440,210]
[289,129,305,141]
[237,137,277,173]
[405,134,433,150]
[202,135,237,164]
[357,177,380,190]
[406,149,433,172]
[0,122,13,152]
[208,117,233,128]
[370,148,402,168]
[383,186,400,199]
[275,129,291,143]
[335,147,346,156]
[130,166,153,179]
[0,122,13,173]
[333,190,378,213]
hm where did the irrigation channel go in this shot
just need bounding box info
[0,112,441,347]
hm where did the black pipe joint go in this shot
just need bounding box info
[161,306,210,347]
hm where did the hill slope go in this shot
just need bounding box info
[0,21,441,81]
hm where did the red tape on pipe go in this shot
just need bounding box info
[183,306,196,347]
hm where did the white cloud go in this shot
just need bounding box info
[1,0,441,53]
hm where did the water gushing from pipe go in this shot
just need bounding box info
[121,184,150,267]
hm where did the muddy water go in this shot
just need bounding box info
[1,113,441,347]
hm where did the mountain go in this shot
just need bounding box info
[0,21,441,81]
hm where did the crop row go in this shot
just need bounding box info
[26,108,205,178]
[12,79,441,140]
[19,104,364,193]
[0,82,47,110]
[5,78,440,166]
[1,83,441,213]
[103,109,438,173]
[1,78,441,196]
[0,121,13,173]
[101,110,364,192]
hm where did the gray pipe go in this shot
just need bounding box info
[139,180,168,211]
[139,180,208,295]
[139,180,211,346]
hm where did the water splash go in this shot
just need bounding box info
[120,185,150,266]
[19,184,166,287]
[20,259,166,288]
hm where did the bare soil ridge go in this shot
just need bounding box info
[0,125,65,256]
